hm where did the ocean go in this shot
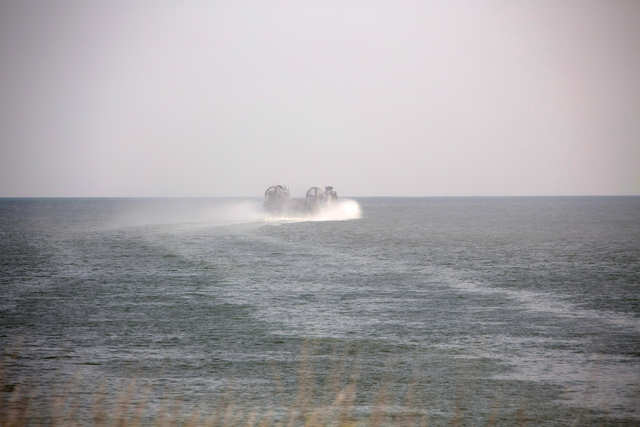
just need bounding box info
[1,196,639,425]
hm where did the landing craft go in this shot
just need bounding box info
[264,185,338,215]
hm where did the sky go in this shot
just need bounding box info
[0,1,638,197]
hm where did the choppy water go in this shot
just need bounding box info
[1,197,639,424]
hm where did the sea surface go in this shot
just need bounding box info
[1,197,639,425]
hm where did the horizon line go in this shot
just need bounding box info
[1,194,639,199]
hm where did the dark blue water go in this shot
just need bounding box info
[1,197,639,424]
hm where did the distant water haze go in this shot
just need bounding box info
[1,1,639,196]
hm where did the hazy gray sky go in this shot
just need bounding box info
[1,1,638,197]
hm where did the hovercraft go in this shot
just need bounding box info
[264,185,338,215]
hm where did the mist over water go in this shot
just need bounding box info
[103,198,362,230]
[105,199,264,229]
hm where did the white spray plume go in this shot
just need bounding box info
[107,198,361,230]
[309,199,362,221]
[265,199,362,223]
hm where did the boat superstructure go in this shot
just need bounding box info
[264,185,338,215]
[305,186,338,212]
[264,185,291,214]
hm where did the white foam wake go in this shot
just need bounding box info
[447,278,640,333]
[265,199,362,223]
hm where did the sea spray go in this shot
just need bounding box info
[308,199,362,221]
[105,198,266,229]
[108,198,361,229]
[264,199,362,223]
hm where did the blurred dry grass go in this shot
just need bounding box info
[0,343,526,427]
